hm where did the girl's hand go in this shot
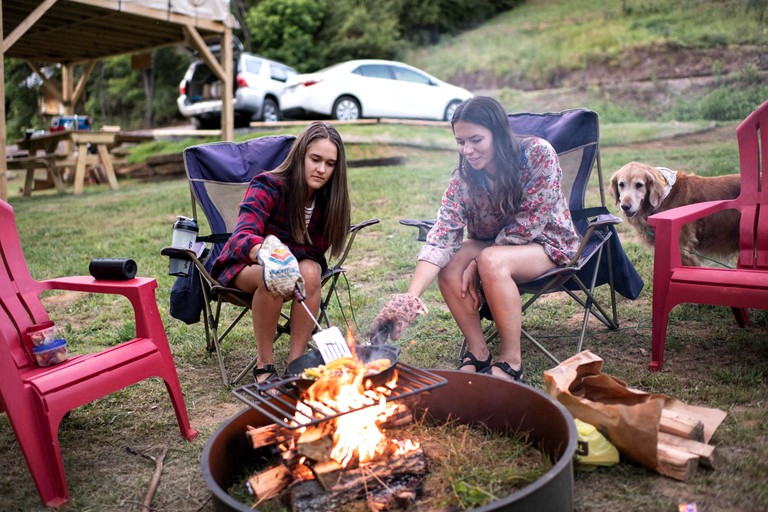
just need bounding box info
[461,259,482,310]
[369,293,428,344]
[257,236,305,298]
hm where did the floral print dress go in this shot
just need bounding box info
[417,136,581,268]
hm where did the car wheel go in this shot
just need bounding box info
[444,100,462,122]
[261,98,281,123]
[332,96,361,121]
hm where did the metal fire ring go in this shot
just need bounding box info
[201,369,578,512]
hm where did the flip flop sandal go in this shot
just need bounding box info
[458,350,492,373]
[253,364,278,385]
[486,361,526,383]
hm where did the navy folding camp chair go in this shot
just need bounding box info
[401,109,643,363]
[162,135,379,386]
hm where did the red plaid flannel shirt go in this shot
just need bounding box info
[211,173,329,287]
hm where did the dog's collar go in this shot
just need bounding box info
[653,167,677,210]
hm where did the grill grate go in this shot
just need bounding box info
[231,363,447,430]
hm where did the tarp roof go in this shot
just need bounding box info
[1,0,238,200]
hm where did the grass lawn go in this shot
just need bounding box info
[1,120,766,511]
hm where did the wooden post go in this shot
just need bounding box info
[221,27,234,142]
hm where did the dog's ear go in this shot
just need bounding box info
[609,172,620,205]
[647,169,665,208]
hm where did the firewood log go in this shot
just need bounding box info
[659,409,704,442]
[656,445,699,481]
[658,432,716,469]
[286,447,426,512]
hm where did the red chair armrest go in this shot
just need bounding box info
[39,276,162,338]
[648,199,738,268]
[647,199,736,230]
[41,276,156,300]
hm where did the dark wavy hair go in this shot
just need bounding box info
[271,121,350,258]
[451,96,524,220]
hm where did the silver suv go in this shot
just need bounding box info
[177,51,297,129]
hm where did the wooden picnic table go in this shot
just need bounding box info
[11,130,119,196]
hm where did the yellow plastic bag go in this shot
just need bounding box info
[574,418,619,467]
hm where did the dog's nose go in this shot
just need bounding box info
[621,204,631,211]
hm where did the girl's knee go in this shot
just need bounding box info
[299,260,322,294]
[475,250,503,275]
[437,265,461,288]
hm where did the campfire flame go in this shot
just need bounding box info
[290,334,419,468]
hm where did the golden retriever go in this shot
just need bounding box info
[609,161,741,267]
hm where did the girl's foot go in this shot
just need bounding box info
[253,364,278,385]
[458,350,492,373]
[487,361,525,383]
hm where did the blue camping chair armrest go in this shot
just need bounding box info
[399,219,435,242]
[160,246,199,261]
[588,213,622,229]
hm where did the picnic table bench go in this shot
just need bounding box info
[11,130,119,196]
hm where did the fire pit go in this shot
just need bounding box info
[201,369,577,511]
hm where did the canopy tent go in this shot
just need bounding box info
[1,0,240,200]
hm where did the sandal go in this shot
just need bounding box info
[458,350,492,373]
[486,361,526,383]
[253,364,278,385]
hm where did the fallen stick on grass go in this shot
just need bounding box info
[126,446,170,512]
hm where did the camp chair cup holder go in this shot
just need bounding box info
[168,216,199,277]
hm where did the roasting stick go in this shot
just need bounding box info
[295,286,352,362]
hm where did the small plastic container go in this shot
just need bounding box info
[32,338,69,366]
[26,321,57,347]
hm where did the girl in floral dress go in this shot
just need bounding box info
[370,96,580,382]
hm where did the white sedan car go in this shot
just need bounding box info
[280,59,473,122]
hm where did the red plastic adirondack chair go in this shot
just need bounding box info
[648,100,768,371]
[0,199,198,508]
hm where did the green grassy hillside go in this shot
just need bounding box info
[404,0,768,121]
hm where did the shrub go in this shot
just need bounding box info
[669,64,768,121]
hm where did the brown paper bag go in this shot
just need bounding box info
[544,351,726,472]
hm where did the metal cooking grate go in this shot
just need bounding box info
[231,363,447,430]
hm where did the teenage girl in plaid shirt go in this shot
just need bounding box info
[211,122,351,383]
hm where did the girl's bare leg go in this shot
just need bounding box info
[438,239,492,371]
[232,265,283,369]
[476,244,555,379]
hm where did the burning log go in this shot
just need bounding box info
[377,402,413,429]
[246,424,283,449]
[286,447,426,512]
[296,424,334,462]
[247,463,294,501]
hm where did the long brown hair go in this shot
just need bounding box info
[270,121,350,258]
[451,96,524,220]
